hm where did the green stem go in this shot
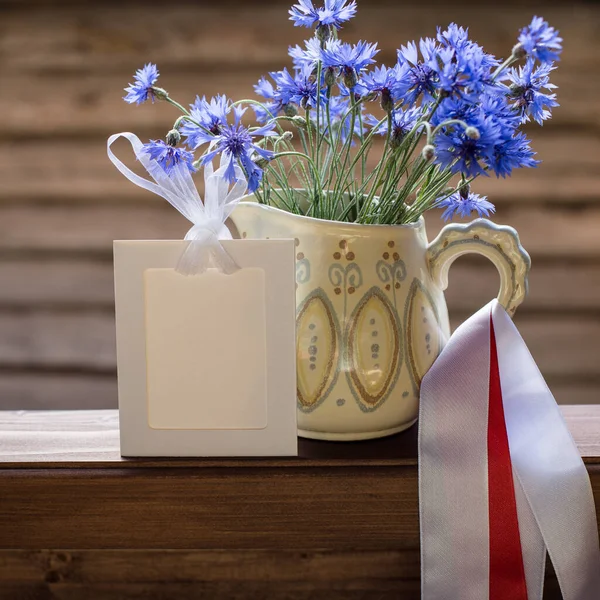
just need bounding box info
[164,96,191,116]
[272,151,321,190]
[357,111,393,222]
[492,55,519,82]
[315,61,323,178]
[172,114,212,137]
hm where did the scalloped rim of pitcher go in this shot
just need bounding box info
[237,193,425,232]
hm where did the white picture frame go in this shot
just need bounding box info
[114,239,298,457]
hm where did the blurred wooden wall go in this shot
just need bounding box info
[0,0,599,409]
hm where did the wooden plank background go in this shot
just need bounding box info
[0,0,599,409]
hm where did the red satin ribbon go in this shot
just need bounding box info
[488,316,529,600]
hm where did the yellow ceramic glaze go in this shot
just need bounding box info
[230,201,530,441]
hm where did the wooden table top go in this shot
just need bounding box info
[1,405,599,468]
[0,407,598,600]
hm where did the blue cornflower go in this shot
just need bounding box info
[505,59,558,125]
[431,96,478,127]
[124,63,160,105]
[361,65,410,110]
[322,40,379,89]
[478,91,519,121]
[432,26,499,102]
[438,191,495,222]
[253,77,292,123]
[423,26,498,104]
[429,45,495,102]
[271,64,323,109]
[289,0,357,36]
[436,24,498,70]
[201,106,276,192]
[396,39,439,104]
[366,106,420,148]
[491,130,539,178]
[518,16,562,64]
[180,94,230,149]
[434,115,501,177]
[436,23,471,52]
[289,37,324,69]
[141,140,196,174]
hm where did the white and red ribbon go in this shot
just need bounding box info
[419,300,600,600]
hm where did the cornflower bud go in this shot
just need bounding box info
[279,131,294,142]
[151,86,169,101]
[291,116,307,129]
[255,157,271,169]
[166,128,181,146]
[324,67,337,88]
[283,103,298,117]
[465,126,480,140]
[342,67,358,90]
[422,144,436,161]
[511,43,527,60]
[381,88,394,113]
[316,24,334,44]
[509,83,525,97]
[390,131,403,149]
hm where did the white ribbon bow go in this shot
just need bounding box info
[419,300,600,600]
[107,132,248,275]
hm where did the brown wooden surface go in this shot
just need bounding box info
[0,407,598,599]
[0,550,566,600]
[1,405,600,466]
[0,0,599,410]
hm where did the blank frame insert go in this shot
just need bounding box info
[144,268,268,430]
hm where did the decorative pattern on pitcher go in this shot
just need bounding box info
[328,261,363,321]
[296,288,341,413]
[376,241,407,310]
[296,255,311,285]
[405,278,443,394]
[294,238,311,286]
[345,286,403,413]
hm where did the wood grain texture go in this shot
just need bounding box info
[0,1,599,412]
[0,550,565,600]
[0,373,597,412]
[1,69,597,139]
[0,406,598,466]
[0,549,422,600]
[0,373,117,410]
[0,3,597,598]
[2,203,600,258]
[0,309,598,377]
[3,134,600,204]
[0,408,597,600]
[0,466,422,550]
[1,4,597,75]
[1,256,599,311]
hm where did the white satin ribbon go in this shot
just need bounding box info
[107,132,247,275]
[419,300,600,599]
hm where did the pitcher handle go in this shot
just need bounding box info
[426,218,531,317]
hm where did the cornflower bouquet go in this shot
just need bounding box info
[123,1,561,225]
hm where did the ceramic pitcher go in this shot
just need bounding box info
[229,201,530,441]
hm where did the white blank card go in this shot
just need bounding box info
[114,239,297,457]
